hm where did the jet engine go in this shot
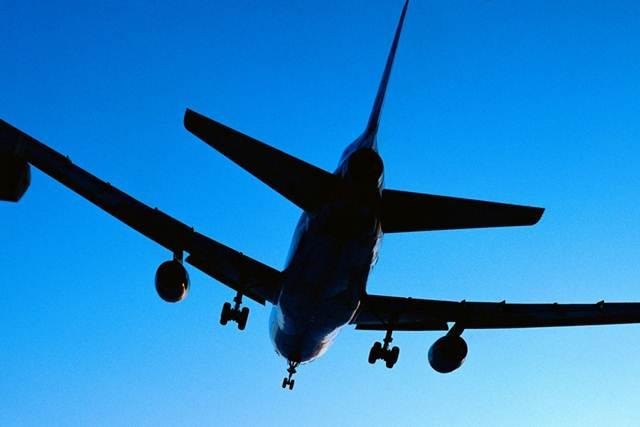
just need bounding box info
[155,260,190,303]
[428,335,468,374]
[0,155,31,202]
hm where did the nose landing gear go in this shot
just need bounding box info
[220,291,249,330]
[368,329,400,368]
[282,361,299,390]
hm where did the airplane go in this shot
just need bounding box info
[2,0,640,391]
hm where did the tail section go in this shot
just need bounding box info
[381,189,544,233]
[362,0,409,144]
[184,109,341,212]
[185,2,412,212]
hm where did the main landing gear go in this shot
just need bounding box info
[282,361,299,390]
[368,329,400,368]
[220,291,249,330]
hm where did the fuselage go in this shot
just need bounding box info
[269,135,384,363]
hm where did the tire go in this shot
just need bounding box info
[390,346,400,364]
[238,307,250,330]
[289,379,295,390]
[385,346,400,368]
[368,342,382,364]
[220,302,231,326]
[282,378,288,389]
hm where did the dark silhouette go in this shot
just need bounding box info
[2,0,639,390]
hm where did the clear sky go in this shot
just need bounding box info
[1,1,640,426]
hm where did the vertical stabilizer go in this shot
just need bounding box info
[363,0,409,143]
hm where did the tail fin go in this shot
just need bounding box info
[363,0,409,142]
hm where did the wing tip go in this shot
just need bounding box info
[529,207,545,225]
[183,108,199,132]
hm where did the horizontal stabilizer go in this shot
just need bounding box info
[184,109,341,212]
[381,189,544,233]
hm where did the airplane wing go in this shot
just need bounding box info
[381,189,544,233]
[0,119,281,304]
[352,294,640,331]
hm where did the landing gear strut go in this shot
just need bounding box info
[220,291,249,330]
[368,329,400,368]
[282,360,299,390]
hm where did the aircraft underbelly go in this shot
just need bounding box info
[269,210,381,362]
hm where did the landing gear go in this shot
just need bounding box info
[368,329,400,368]
[219,291,249,330]
[282,361,299,390]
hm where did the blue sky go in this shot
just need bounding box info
[1,1,640,425]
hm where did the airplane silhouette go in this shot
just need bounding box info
[3,1,640,390]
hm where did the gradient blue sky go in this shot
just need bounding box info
[2,1,640,426]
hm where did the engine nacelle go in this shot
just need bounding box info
[155,260,190,303]
[428,335,468,374]
[0,155,30,202]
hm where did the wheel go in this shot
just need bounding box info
[289,379,295,390]
[385,346,400,368]
[282,378,288,389]
[220,302,231,325]
[390,346,400,364]
[368,341,382,364]
[238,306,250,331]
